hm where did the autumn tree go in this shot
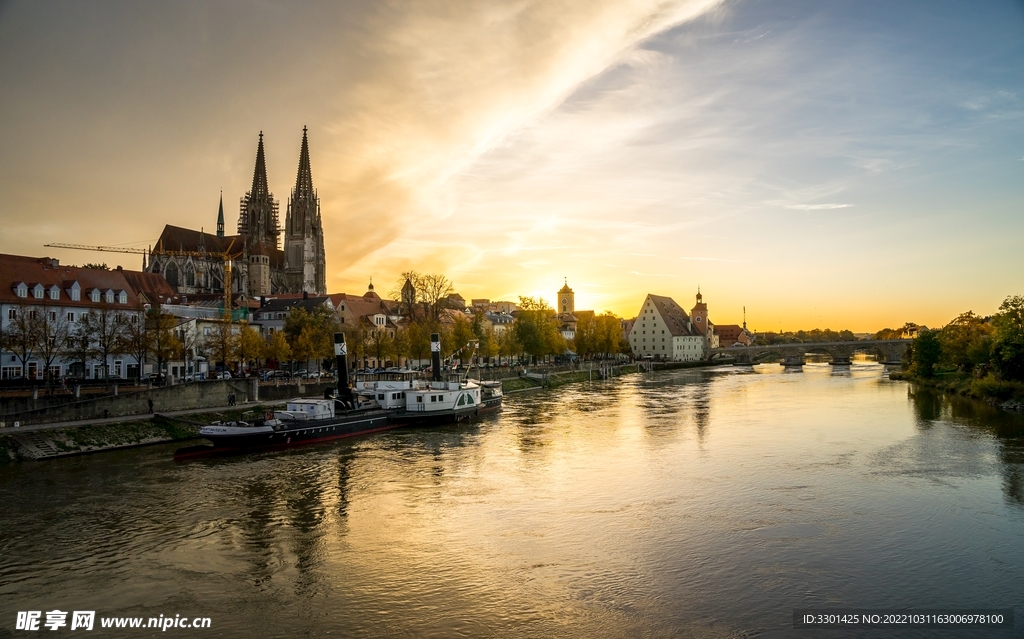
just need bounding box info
[148,311,183,378]
[264,331,292,368]
[236,322,265,373]
[120,312,152,382]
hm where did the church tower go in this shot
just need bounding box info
[238,132,281,250]
[558,278,575,314]
[284,127,327,295]
[216,191,224,238]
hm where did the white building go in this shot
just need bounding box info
[628,292,717,361]
[0,255,146,380]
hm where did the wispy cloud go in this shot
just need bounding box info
[784,203,853,210]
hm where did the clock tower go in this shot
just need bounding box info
[691,288,708,336]
[558,278,575,314]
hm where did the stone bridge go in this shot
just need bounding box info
[708,339,911,365]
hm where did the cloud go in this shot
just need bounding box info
[784,203,853,210]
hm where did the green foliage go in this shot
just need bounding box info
[938,311,992,371]
[911,329,941,378]
[757,328,857,344]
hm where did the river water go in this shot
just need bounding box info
[1,365,1022,638]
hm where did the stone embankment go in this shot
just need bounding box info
[0,406,280,463]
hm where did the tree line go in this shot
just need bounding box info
[903,295,1024,382]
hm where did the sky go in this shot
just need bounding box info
[0,0,1021,332]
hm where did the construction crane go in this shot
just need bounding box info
[45,240,242,319]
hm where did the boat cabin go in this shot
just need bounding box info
[275,398,336,421]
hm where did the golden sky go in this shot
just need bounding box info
[0,0,1022,331]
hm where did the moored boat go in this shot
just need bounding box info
[175,333,395,459]
[388,333,501,427]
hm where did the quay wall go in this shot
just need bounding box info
[1,379,257,426]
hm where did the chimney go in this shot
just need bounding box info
[116,265,123,272]
[50,258,59,268]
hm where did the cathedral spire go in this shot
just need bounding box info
[251,131,270,199]
[238,131,280,248]
[216,190,224,238]
[293,126,314,200]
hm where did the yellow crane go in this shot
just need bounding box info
[45,240,242,319]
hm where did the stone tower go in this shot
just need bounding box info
[691,288,709,336]
[238,132,281,250]
[284,127,327,295]
[558,278,574,314]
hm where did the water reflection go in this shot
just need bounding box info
[2,370,1023,638]
[909,386,1024,508]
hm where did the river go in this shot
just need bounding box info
[1,365,1022,637]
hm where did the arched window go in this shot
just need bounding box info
[165,261,179,287]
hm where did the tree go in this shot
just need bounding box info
[78,305,128,381]
[513,297,564,362]
[3,303,42,378]
[991,295,1024,381]
[236,322,265,373]
[911,329,941,378]
[207,320,237,371]
[36,305,71,385]
[264,331,292,368]
[939,311,992,372]
[449,313,475,363]
[120,312,152,382]
[148,312,183,378]
[498,327,520,365]
[397,271,454,322]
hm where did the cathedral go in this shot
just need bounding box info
[147,128,327,299]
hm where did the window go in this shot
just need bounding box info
[105,291,114,303]
[118,291,127,304]
[8,309,16,320]
[49,288,59,300]
[70,288,80,301]
[33,285,43,299]
[15,284,27,298]
[67,312,75,322]
[130,314,138,324]
[90,290,100,303]
[49,311,57,321]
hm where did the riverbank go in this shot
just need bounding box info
[502,360,721,392]
[0,406,277,463]
[890,370,1024,412]
[1,361,722,462]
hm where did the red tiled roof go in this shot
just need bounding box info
[0,255,141,308]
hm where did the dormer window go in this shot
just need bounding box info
[105,290,114,304]
[117,291,127,304]
[49,286,60,300]
[14,282,27,298]
[32,284,44,299]
[89,289,100,303]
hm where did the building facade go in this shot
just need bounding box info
[0,256,146,380]
[628,292,713,361]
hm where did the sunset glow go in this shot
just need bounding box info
[1,1,1021,330]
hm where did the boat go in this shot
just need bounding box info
[174,333,394,459]
[388,333,502,427]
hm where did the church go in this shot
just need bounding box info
[147,128,327,299]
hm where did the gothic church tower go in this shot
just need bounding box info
[238,132,281,250]
[284,127,327,295]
